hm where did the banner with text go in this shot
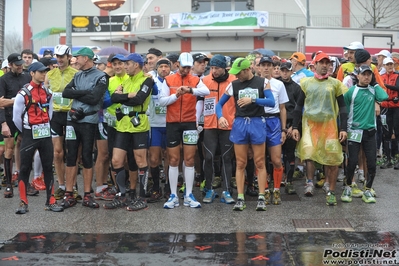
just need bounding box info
[169,11,268,28]
[72,15,131,33]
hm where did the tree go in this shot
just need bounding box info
[4,30,22,57]
[354,0,399,28]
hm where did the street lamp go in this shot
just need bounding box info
[91,0,127,45]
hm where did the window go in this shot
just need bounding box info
[192,0,251,12]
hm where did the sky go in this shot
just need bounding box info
[5,0,23,35]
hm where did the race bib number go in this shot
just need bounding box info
[106,115,117,127]
[53,92,70,106]
[32,123,50,139]
[380,114,387,126]
[121,105,134,115]
[182,130,198,145]
[238,88,259,100]
[65,125,77,140]
[204,97,216,116]
[348,129,363,143]
[155,103,166,114]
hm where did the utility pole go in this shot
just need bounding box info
[66,0,72,48]
[306,0,310,26]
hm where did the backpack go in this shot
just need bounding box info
[20,83,52,121]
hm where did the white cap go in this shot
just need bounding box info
[1,59,8,69]
[343,41,364,50]
[54,45,71,55]
[178,52,194,67]
[383,57,394,65]
[375,50,391,58]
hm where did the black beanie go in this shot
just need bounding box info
[355,49,371,64]
[147,48,162,56]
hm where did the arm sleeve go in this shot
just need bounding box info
[216,93,230,119]
[151,82,158,95]
[196,100,204,124]
[76,75,109,105]
[384,84,399,92]
[159,80,178,106]
[62,79,90,99]
[0,77,7,124]
[102,89,112,109]
[337,94,348,132]
[118,78,153,106]
[291,89,305,129]
[193,80,210,96]
[255,89,275,107]
[12,94,24,132]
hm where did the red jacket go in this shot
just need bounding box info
[202,74,236,130]
[164,72,200,123]
[381,71,399,108]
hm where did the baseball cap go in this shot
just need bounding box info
[192,53,209,62]
[111,54,126,62]
[358,64,372,74]
[1,60,8,69]
[280,61,292,70]
[258,56,273,65]
[42,49,53,57]
[178,52,194,67]
[375,50,391,58]
[289,52,306,64]
[54,45,71,55]
[73,47,95,59]
[7,53,24,65]
[228,57,251,75]
[121,53,144,66]
[28,62,50,72]
[314,52,330,63]
[343,41,364,50]
[383,57,394,65]
[166,53,179,63]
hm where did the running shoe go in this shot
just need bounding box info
[211,176,222,189]
[230,177,237,189]
[246,185,258,196]
[304,182,314,197]
[322,182,330,194]
[203,189,217,203]
[15,201,29,214]
[32,176,46,191]
[362,189,376,203]
[82,195,99,208]
[285,182,296,194]
[326,191,337,206]
[220,191,235,204]
[357,170,365,183]
[73,189,82,201]
[11,171,18,187]
[264,190,271,205]
[315,177,325,188]
[4,184,13,198]
[27,183,39,196]
[1,176,6,187]
[147,188,162,203]
[351,183,363,198]
[337,169,345,182]
[380,157,393,169]
[163,194,179,209]
[103,194,128,209]
[61,194,77,209]
[341,186,352,203]
[233,198,246,211]
[184,193,201,208]
[199,180,206,192]
[94,187,115,201]
[127,197,148,211]
[163,185,171,200]
[45,202,64,212]
[273,190,281,205]
[54,188,65,200]
[293,169,304,179]
[256,197,267,211]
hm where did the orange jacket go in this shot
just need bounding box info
[202,74,236,130]
[164,73,200,123]
[381,71,399,108]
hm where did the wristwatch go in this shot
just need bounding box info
[251,98,256,103]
